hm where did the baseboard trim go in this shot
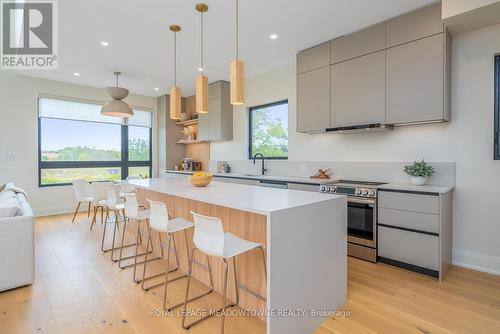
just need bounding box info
[34,205,79,217]
[453,249,500,276]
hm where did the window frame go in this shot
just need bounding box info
[495,55,500,160]
[37,99,152,187]
[248,100,289,160]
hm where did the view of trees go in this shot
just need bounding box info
[251,104,288,158]
[40,138,150,185]
[41,138,149,161]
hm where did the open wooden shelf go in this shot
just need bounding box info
[175,119,198,126]
[176,139,200,145]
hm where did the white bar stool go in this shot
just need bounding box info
[102,187,136,261]
[71,179,93,223]
[121,194,162,278]
[89,181,115,230]
[182,211,267,334]
[142,199,214,311]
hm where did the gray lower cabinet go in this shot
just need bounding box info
[386,33,450,124]
[330,50,386,127]
[377,189,453,280]
[213,177,260,186]
[197,81,233,141]
[297,66,330,133]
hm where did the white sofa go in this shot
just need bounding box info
[0,183,34,291]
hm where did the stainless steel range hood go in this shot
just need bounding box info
[325,123,394,134]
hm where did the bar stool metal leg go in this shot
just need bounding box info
[182,248,231,330]
[140,229,177,291]
[117,217,155,269]
[101,208,136,254]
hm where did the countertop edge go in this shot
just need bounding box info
[165,170,338,185]
[377,183,455,194]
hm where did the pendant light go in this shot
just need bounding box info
[230,0,245,105]
[195,3,208,113]
[101,72,134,117]
[169,24,182,120]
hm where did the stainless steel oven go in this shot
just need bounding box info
[320,180,385,262]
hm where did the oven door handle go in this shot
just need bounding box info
[348,198,376,206]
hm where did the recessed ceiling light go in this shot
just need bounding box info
[270,34,278,40]
[73,72,80,76]
[154,87,159,91]
[100,41,109,46]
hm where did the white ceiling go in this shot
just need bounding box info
[17,0,438,97]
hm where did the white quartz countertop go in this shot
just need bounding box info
[378,182,455,194]
[165,170,339,185]
[127,176,344,215]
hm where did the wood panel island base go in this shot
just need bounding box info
[128,177,347,334]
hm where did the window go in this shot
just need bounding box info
[495,55,500,160]
[38,98,152,186]
[248,100,288,159]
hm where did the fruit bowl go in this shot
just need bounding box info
[189,172,213,187]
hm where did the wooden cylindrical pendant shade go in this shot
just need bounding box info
[230,59,245,105]
[196,75,208,113]
[170,86,181,119]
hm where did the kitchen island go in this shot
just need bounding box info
[127,176,347,334]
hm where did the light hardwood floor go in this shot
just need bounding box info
[1,212,499,334]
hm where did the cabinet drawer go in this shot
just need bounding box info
[297,42,331,74]
[330,22,385,64]
[379,190,438,214]
[379,207,438,234]
[378,226,438,270]
[386,3,443,48]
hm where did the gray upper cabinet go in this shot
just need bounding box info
[297,42,330,74]
[386,33,448,124]
[331,50,386,127]
[386,3,443,48]
[297,66,330,133]
[296,4,449,133]
[197,81,233,141]
[330,23,385,64]
[197,113,209,141]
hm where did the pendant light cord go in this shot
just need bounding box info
[116,73,119,87]
[236,0,239,60]
[200,11,204,75]
[174,31,177,86]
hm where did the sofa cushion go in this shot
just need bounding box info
[0,195,22,218]
[0,189,16,203]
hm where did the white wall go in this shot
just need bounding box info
[0,72,157,216]
[211,23,500,275]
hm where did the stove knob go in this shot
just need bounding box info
[362,190,368,196]
[331,187,337,193]
[320,186,326,192]
[356,190,362,195]
[369,190,375,196]
[325,186,331,192]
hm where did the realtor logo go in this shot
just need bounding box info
[1,0,58,69]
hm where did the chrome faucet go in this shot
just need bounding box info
[252,153,267,175]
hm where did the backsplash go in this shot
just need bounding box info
[208,160,456,186]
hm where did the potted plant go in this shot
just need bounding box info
[403,160,434,186]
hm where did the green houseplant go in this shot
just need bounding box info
[403,160,434,186]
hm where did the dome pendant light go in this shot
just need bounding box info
[169,24,182,120]
[101,72,134,117]
[230,0,245,105]
[195,3,208,114]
